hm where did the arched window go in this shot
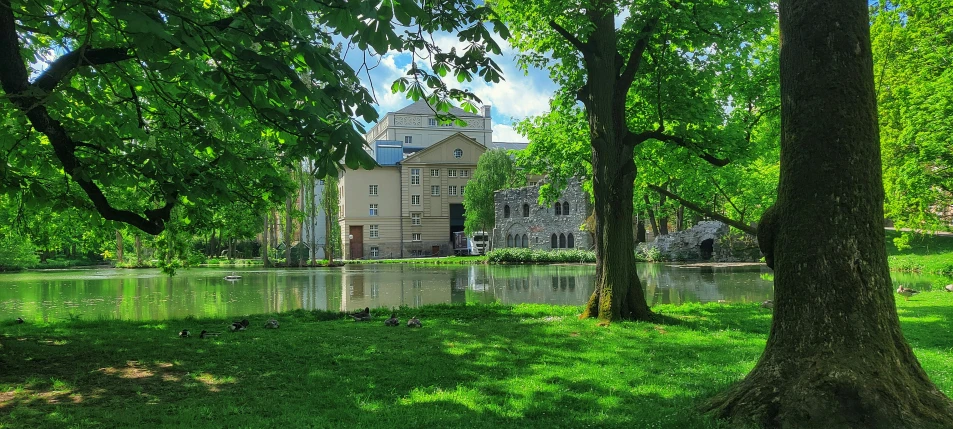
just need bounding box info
[551,234,558,248]
[568,233,575,248]
[504,205,510,218]
[554,203,561,215]
[522,203,529,217]
[562,201,570,215]
[559,233,566,248]
[522,234,528,248]
[506,234,513,247]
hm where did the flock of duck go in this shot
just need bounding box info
[171,309,419,340]
[178,317,280,339]
[348,307,422,328]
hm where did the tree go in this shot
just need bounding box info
[463,149,523,237]
[322,173,341,265]
[0,0,506,235]
[704,0,953,426]
[496,0,776,322]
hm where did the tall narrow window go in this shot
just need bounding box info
[368,185,378,196]
[411,195,420,205]
[563,201,570,215]
[448,185,457,196]
[522,234,528,248]
[551,234,558,248]
[430,168,439,177]
[410,168,420,185]
[369,225,379,238]
[369,204,378,216]
[461,185,466,196]
[428,118,437,127]
[411,213,421,225]
[522,204,529,217]
[568,233,575,248]
[559,233,566,248]
[431,185,440,196]
[554,203,561,215]
[507,234,513,247]
[504,205,510,218]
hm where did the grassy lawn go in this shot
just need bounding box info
[3,295,953,428]
[886,230,953,276]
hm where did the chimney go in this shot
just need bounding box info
[482,105,492,118]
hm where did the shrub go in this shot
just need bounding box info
[486,248,595,264]
[0,234,39,271]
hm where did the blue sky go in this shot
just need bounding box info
[341,32,558,143]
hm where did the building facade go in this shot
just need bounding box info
[493,179,592,251]
[364,99,493,149]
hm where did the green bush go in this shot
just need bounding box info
[0,234,39,271]
[634,246,661,262]
[486,248,595,264]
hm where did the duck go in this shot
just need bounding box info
[179,329,191,338]
[15,317,24,324]
[384,313,399,326]
[945,284,953,292]
[264,319,279,329]
[407,316,422,328]
[896,285,920,301]
[761,300,774,309]
[349,307,371,322]
[199,330,221,339]
[229,319,250,331]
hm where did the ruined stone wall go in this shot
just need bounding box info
[638,220,761,262]
[492,179,592,251]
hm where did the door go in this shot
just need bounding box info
[431,245,440,257]
[349,225,363,259]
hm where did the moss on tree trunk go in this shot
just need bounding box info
[704,0,953,426]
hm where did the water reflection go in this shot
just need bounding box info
[0,264,945,322]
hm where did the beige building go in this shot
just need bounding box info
[340,133,487,259]
[364,99,493,149]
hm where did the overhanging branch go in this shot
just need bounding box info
[625,129,731,166]
[647,184,756,235]
[33,46,133,92]
[548,20,591,58]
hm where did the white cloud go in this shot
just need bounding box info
[492,124,527,143]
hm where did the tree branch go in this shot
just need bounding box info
[647,184,756,235]
[617,17,658,91]
[625,129,731,166]
[548,20,590,58]
[33,46,133,92]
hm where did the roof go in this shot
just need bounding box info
[400,132,487,164]
[395,99,482,117]
[489,141,529,151]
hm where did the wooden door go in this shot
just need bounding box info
[431,245,440,256]
[349,225,363,259]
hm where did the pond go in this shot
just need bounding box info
[0,264,948,322]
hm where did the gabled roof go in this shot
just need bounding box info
[395,99,482,117]
[400,132,487,164]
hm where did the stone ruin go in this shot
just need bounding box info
[639,220,762,262]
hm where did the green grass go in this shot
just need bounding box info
[886,230,953,275]
[3,295,953,428]
[348,255,488,265]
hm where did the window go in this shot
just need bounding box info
[410,168,420,185]
[461,185,466,196]
[453,148,463,158]
[428,118,437,127]
[562,201,570,215]
[522,234,528,248]
[448,185,457,196]
[430,168,439,177]
[431,185,440,196]
[460,169,469,177]
[559,233,566,248]
[523,204,529,217]
[504,205,510,218]
[568,233,575,248]
[369,185,378,196]
[369,204,378,216]
[370,225,379,239]
[412,233,421,241]
[448,169,457,177]
[370,247,380,258]
[404,136,413,145]
[411,195,420,205]
[412,213,421,225]
[554,203,561,215]
[506,234,513,247]
[551,234,558,249]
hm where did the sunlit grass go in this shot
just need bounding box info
[1,296,951,428]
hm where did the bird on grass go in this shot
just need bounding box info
[407,316,422,328]
[15,317,24,324]
[349,307,371,322]
[761,300,774,309]
[230,319,250,331]
[385,313,399,326]
[945,284,953,293]
[264,319,279,329]
[200,330,221,339]
[179,329,191,338]
[896,286,920,301]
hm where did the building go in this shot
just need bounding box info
[364,99,492,149]
[492,178,592,251]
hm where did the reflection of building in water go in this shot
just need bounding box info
[485,266,595,306]
[338,266,453,312]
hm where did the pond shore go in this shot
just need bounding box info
[3,297,951,428]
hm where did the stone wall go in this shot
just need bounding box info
[639,220,761,262]
[492,179,592,251]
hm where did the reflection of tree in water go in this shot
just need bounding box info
[486,265,594,306]
[639,263,774,305]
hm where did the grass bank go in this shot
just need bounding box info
[886,230,953,276]
[4,295,953,428]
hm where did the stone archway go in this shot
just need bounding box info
[699,238,714,260]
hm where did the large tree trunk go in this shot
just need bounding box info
[643,195,660,237]
[578,7,651,323]
[704,0,953,427]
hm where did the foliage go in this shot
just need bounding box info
[463,149,525,236]
[634,246,661,263]
[0,233,39,270]
[885,230,953,276]
[0,0,508,235]
[4,299,953,428]
[322,173,342,261]
[872,1,953,234]
[485,248,595,263]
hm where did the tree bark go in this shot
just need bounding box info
[116,230,123,265]
[135,235,142,266]
[576,6,652,323]
[644,195,660,237]
[262,213,270,267]
[704,0,953,427]
[676,205,684,231]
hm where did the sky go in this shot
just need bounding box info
[341,32,558,143]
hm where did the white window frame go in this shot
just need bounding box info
[431,185,440,196]
[412,213,421,225]
[370,247,380,257]
[404,136,413,145]
[411,195,421,205]
[460,169,469,177]
[428,118,437,127]
[461,185,466,196]
[369,204,378,216]
[410,168,420,185]
[369,184,378,196]
[448,185,457,196]
[412,233,421,241]
[448,169,457,177]
[369,225,379,239]
[430,168,439,177]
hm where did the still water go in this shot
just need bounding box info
[0,264,945,322]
